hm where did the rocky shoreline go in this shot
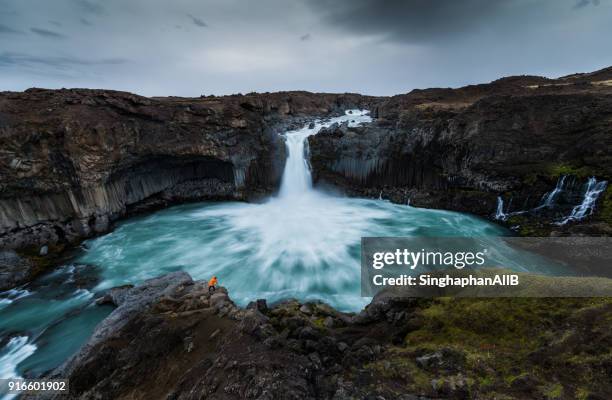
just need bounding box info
[30,271,612,400]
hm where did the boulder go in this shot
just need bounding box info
[0,250,36,291]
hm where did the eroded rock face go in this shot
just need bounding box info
[38,272,368,399]
[0,250,35,291]
[309,68,612,235]
[0,89,372,255]
[35,272,410,400]
[36,272,612,400]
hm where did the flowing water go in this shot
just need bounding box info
[558,177,608,224]
[0,110,568,389]
[495,175,608,224]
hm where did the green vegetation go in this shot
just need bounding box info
[546,163,598,179]
[599,187,612,225]
[506,214,550,237]
[16,242,69,276]
[363,296,612,399]
[543,383,564,399]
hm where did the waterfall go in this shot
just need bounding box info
[494,196,508,221]
[558,177,608,225]
[540,175,567,208]
[494,175,608,225]
[278,110,372,198]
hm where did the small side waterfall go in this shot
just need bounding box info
[494,196,508,221]
[494,176,608,226]
[558,177,608,225]
[540,175,567,208]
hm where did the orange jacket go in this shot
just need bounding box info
[208,277,218,287]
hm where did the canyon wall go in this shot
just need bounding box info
[0,89,372,253]
[309,68,612,236]
[2,67,612,286]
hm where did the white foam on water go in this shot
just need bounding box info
[73,289,94,301]
[0,289,32,311]
[174,110,382,305]
[79,109,510,310]
[0,336,37,399]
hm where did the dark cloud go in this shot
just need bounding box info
[74,0,104,15]
[0,52,127,69]
[0,0,610,96]
[30,27,65,38]
[49,20,62,27]
[0,24,22,34]
[305,0,516,44]
[188,14,207,28]
[574,0,600,9]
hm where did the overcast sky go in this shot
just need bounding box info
[1,0,611,96]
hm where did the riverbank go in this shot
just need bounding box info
[38,271,612,400]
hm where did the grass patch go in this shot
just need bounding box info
[598,187,612,225]
[547,163,597,179]
[506,215,550,237]
[542,382,563,399]
[361,297,612,399]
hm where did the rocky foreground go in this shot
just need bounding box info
[32,272,612,400]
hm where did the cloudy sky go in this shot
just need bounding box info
[1,0,611,96]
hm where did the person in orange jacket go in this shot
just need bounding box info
[208,276,218,293]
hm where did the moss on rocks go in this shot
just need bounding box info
[506,214,551,237]
[546,163,599,179]
[598,186,612,225]
[361,296,612,399]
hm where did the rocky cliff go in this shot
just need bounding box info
[0,89,372,267]
[309,68,612,236]
[36,272,612,400]
[2,67,612,287]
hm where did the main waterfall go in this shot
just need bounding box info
[279,110,372,197]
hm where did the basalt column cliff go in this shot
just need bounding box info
[309,68,612,236]
[0,89,371,252]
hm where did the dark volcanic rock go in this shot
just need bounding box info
[37,272,340,399]
[3,67,612,288]
[36,272,395,399]
[0,89,374,282]
[0,250,35,291]
[309,69,612,235]
[34,272,612,399]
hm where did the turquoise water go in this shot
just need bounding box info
[0,198,510,385]
[78,198,510,309]
[0,110,546,394]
